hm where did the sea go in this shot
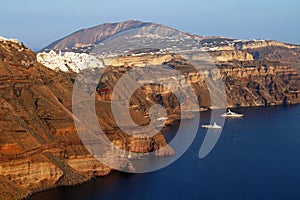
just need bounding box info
[30,105,300,200]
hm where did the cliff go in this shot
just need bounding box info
[95,53,300,110]
[0,40,172,199]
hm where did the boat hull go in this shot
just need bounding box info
[221,114,244,118]
[201,125,222,129]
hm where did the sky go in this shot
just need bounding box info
[1,0,299,51]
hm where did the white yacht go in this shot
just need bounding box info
[157,117,168,121]
[201,122,222,129]
[221,109,244,118]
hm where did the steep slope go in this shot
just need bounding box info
[96,54,300,109]
[0,38,100,199]
[0,39,171,199]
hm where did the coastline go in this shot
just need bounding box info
[25,103,300,200]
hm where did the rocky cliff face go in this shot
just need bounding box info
[220,62,300,107]
[0,40,172,199]
[234,40,300,50]
[205,39,300,67]
[95,53,300,111]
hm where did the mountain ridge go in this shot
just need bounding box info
[42,20,300,54]
[43,20,160,51]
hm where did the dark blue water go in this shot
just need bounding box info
[30,105,300,200]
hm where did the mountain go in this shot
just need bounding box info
[42,20,225,53]
[43,20,172,52]
[42,20,300,68]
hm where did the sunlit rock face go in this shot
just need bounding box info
[0,39,172,199]
[96,54,300,111]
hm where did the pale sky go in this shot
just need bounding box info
[1,0,299,51]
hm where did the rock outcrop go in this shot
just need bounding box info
[209,50,254,62]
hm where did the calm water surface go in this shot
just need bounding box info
[30,105,300,200]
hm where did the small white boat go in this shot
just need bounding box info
[221,109,244,118]
[201,122,222,129]
[157,117,168,121]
